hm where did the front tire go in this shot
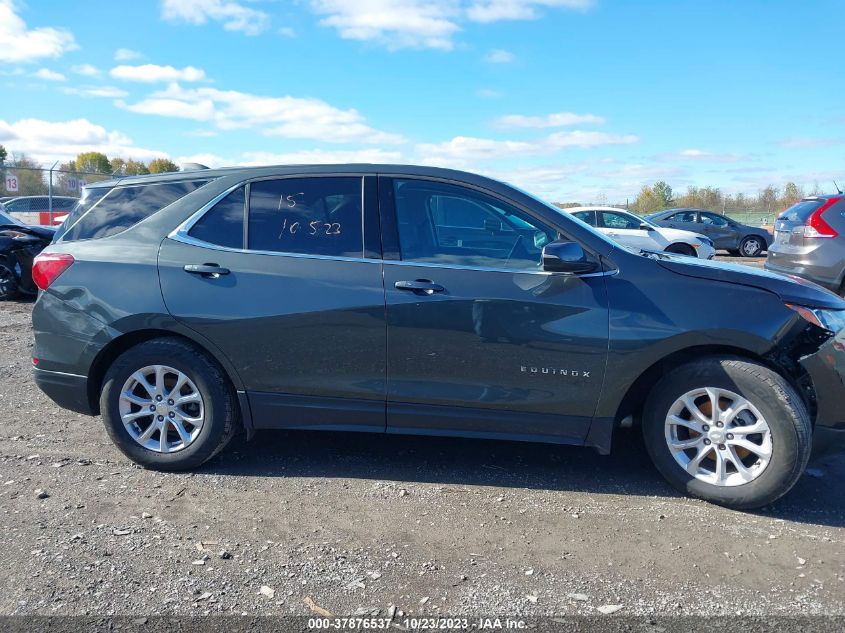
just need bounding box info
[740,236,764,257]
[0,262,19,300]
[642,357,811,510]
[100,337,239,470]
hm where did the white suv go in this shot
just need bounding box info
[564,206,715,259]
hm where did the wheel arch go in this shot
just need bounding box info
[86,328,247,418]
[613,344,817,431]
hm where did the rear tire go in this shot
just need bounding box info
[665,243,696,257]
[642,357,811,510]
[0,262,19,301]
[739,236,764,257]
[100,337,239,470]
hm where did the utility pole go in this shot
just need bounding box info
[48,161,58,225]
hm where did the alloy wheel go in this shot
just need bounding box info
[742,238,762,256]
[118,365,205,453]
[664,387,772,486]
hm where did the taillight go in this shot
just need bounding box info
[804,197,841,238]
[32,253,74,290]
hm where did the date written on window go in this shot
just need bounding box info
[278,217,342,239]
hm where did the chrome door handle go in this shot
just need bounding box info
[394,280,445,295]
[184,264,230,278]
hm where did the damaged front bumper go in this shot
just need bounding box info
[801,327,845,456]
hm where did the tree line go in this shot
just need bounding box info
[0,145,181,196]
[556,180,825,216]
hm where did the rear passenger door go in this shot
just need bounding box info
[158,175,388,432]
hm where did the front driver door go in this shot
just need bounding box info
[698,212,737,250]
[380,177,609,444]
[599,210,658,251]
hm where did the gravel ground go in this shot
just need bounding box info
[1,254,844,619]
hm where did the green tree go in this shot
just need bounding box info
[147,158,180,174]
[632,185,661,215]
[74,151,112,174]
[125,159,150,175]
[0,144,7,166]
[652,181,675,208]
[780,182,804,208]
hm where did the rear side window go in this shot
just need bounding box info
[668,211,697,222]
[248,177,363,258]
[572,210,596,226]
[780,199,828,223]
[62,180,209,242]
[188,187,245,249]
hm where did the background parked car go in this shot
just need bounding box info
[765,195,845,297]
[0,208,57,300]
[646,208,773,257]
[2,195,79,226]
[564,206,715,258]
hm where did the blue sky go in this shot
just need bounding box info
[1,0,844,202]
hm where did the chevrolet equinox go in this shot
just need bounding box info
[30,165,845,509]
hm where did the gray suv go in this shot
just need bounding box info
[28,164,845,510]
[765,195,845,297]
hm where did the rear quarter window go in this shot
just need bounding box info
[61,180,209,242]
[187,187,245,249]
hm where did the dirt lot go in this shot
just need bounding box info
[1,254,844,618]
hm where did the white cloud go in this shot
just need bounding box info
[0,0,77,63]
[496,112,605,128]
[278,26,297,37]
[310,0,461,50]
[174,153,230,168]
[64,85,129,99]
[546,130,638,148]
[0,117,167,164]
[34,68,66,81]
[476,88,502,99]
[416,130,638,167]
[416,130,639,169]
[466,0,594,23]
[110,64,207,83]
[241,148,405,165]
[484,48,514,63]
[71,63,101,77]
[114,48,143,61]
[779,137,839,149]
[656,148,746,163]
[161,0,270,35]
[118,83,406,145]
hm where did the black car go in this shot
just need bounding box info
[646,208,773,257]
[0,208,56,299]
[30,165,845,510]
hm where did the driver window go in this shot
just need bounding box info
[700,213,728,226]
[601,211,640,230]
[393,179,558,270]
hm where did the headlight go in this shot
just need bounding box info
[786,304,845,332]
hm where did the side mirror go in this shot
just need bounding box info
[542,240,599,274]
[639,222,653,231]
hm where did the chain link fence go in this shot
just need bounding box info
[1,163,114,226]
